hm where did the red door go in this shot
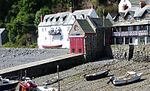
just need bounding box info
[70,37,84,54]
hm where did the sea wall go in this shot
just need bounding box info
[0,54,85,77]
[109,44,150,62]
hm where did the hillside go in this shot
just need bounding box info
[0,0,118,47]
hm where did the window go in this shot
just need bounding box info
[139,25,147,30]
[56,17,60,21]
[78,49,82,53]
[42,28,44,32]
[72,49,75,53]
[139,37,145,44]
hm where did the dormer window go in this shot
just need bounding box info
[50,17,54,21]
[45,17,49,22]
[73,15,76,19]
[56,16,60,21]
[63,16,67,21]
[81,14,85,19]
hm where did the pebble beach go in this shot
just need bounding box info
[0,48,150,91]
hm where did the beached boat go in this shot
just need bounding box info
[19,77,37,91]
[42,44,62,48]
[107,71,142,86]
[85,70,109,81]
[0,76,18,91]
[19,77,58,91]
[37,86,58,91]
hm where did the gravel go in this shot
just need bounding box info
[33,59,150,91]
[0,48,150,90]
[0,48,69,70]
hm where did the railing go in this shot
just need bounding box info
[113,30,149,36]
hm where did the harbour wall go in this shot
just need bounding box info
[0,54,85,78]
[106,44,150,62]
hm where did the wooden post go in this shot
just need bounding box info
[57,65,60,91]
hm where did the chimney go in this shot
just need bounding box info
[69,7,74,12]
[40,15,44,22]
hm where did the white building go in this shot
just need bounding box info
[107,0,150,45]
[0,28,5,46]
[38,9,98,49]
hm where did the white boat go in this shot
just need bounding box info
[37,86,58,91]
[0,76,18,91]
[107,71,142,86]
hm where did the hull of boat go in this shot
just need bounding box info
[0,81,18,91]
[42,45,62,48]
[113,76,141,86]
[85,70,109,81]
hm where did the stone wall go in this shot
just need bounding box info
[110,45,129,60]
[132,45,150,62]
[109,44,150,62]
[0,54,85,77]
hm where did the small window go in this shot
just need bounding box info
[78,49,82,53]
[56,17,60,21]
[63,16,67,21]
[72,49,75,53]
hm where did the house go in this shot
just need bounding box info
[0,28,6,46]
[38,9,98,49]
[69,16,112,61]
[69,19,96,61]
[107,0,150,45]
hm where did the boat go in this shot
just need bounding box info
[19,77,58,91]
[107,71,142,86]
[37,86,58,91]
[0,76,18,91]
[84,70,109,81]
[42,44,62,48]
[19,77,37,91]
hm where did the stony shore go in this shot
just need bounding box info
[0,48,150,91]
[0,48,69,70]
[33,59,150,91]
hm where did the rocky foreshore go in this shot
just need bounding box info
[0,48,150,90]
[33,59,150,91]
[0,48,69,70]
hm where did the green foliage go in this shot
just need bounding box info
[34,7,51,27]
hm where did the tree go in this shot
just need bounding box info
[34,7,51,27]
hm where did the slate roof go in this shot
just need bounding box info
[73,9,98,19]
[38,9,99,27]
[130,0,140,5]
[134,5,150,17]
[77,20,95,33]
[39,12,71,26]
[87,17,112,29]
